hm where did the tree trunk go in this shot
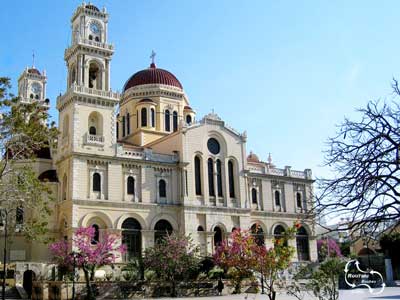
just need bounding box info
[83,268,94,300]
[171,277,177,297]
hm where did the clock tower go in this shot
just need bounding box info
[17,65,49,107]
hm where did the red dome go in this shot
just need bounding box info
[247,151,260,163]
[123,63,183,92]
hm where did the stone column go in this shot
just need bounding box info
[142,230,154,251]
[206,232,214,256]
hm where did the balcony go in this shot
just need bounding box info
[85,133,104,146]
[57,84,120,108]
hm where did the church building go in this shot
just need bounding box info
[10,3,317,281]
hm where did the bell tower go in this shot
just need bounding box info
[56,2,119,158]
[66,2,112,90]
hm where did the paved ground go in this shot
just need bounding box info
[143,286,400,300]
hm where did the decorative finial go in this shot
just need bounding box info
[32,50,35,68]
[150,50,156,68]
[268,152,272,164]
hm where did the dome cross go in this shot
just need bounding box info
[150,50,156,64]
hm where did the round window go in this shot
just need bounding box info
[207,138,220,155]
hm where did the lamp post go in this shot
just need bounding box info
[1,210,8,300]
[71,252,78,300]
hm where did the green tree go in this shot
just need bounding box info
[0,77,58,299]
[253,224,296,300]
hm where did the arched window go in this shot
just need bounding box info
[30,94,34,99]
[197,226,204,231]
[165,110,170,132]
[141,108,147,127]
[208,158,215,196]
[173,111,178,132]
[154,219,173,244]
[35,95,39,100]
[89,35,93,40]
[228,160,235,198]
[126,113,130,134]
[251,224,264,246]
[214,226,223,247]
[16,207,24,225]
[151,108,155,127]
[122,116,126,137]
[194,156,202,196]
[296,227,310,261]
[71,67,76,85]
[275,191,281,206]
[127,176,135,195]
[88,112,103,136]
[186,115,192,124]
[116,121,119,139]
[216,159,223,197]
[251,188,257,204]
[159,179,166,198]
[274,225,288,247]
[95,36,100,42]
[93,173,101,192]
[296,192,302,208]
[62,174,67,200]
[89,126,96,135]
[122,218,142,261]
[89,62,101,89]
[91,224,100,244]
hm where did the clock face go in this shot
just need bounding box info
[90,23,100,34]
[31,83,41,94]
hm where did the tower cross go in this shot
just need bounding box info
[150,50,156,64]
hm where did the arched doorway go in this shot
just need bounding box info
[23,270,36,298]
[273,225,288,247]
[251,224,265,246]
[296,226,310,261]
[122,218,142,261]
[154,219,173,244]
[214,226,224,247]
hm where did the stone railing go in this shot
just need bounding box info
[85,133,104,146]
[57,84,120,107]
[78,38,114,50]
[116,145,178,164]
[72,84,120,99]
[248,164,312,180]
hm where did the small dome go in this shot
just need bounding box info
[28,68,41,75]
[85,4,100,11]
[123,63,183,92]
[247,151,260,163]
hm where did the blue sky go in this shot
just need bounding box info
[1,1,399,178]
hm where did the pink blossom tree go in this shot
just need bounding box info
[317,238,342,261]
[143,233,200,297]
[49,227,126,300]
[213,228,258,294]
